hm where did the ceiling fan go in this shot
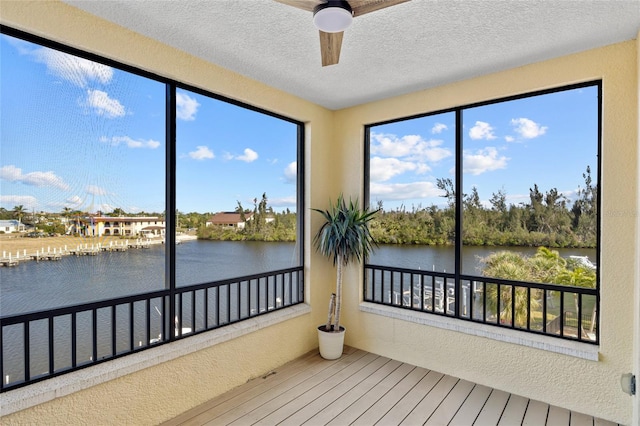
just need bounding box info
[275,0,410,66]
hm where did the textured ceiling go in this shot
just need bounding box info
[64,0,640,110]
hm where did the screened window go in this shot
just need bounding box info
[0,27,303,391]
[0,33,166,314]
[365,83,600,343]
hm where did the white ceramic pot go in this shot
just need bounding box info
[317,325,345,360]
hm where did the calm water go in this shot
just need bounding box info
[0,241,596,384]
[0,241,595,316]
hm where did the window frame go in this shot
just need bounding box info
[364,81,602,344]
[0,25,306,392]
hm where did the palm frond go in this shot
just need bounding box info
[312,194,379,266]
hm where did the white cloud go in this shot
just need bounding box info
[176,92,200,121]
[463,147,509,175]
[0,195,38,210]
[469,121,496,140]
[0,165,69,190]
[189,146,215,160]
[101,136,160,149]
[370,133,452,162]
[431,123,448,134]
[96,203,114,213]
[66,195,84,207]
[505,136,515,142]
[86,185,108,196]
[86,89,125,118]
[9,38,114,88]
[229,148,258,163]
[269,196,297,208]
[370,157,429,182]
[370,181,441,200]
[284,162,297,184]
[511,118,547,139]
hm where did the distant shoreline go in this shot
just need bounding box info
[0,234,196,265]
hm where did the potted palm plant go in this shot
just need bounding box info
[312,194,378,359]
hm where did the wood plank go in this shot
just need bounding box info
[254,354,393,425]
[474,389,510,425]
[448,383,493,426]
[547,405,571,424]
[522,399,549,425]
[571,411,595,426]
[425,379,475,425]
[304,361,402,425]
[163,348,603,426]
[377,370,444,424]
[349,367,429,425]
[161,349,323,426]
[222,351,380,425]
[202,350,373,425]
[497,394,529,425]
[594,418,618,426]
[328,364,416,426]
[399,374,459,425]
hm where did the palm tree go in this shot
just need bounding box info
[556,266,596,337]
[12,205,25,224]
[482,250,542,327]
[313,194,378,332]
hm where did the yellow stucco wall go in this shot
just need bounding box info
[0,1,334,424]
[1,1,638,425]
[334,39,638,425]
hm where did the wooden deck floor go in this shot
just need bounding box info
[162,347,619,426]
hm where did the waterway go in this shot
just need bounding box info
[0,241,596,385]
[1,240,595,316]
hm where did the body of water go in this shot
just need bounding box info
[1,240,595,316]
[0,241,596,385]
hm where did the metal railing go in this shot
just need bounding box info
[0,266,303,392]
[364,264,598,344]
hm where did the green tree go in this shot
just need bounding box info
[436,178,455,209]
[12,205,26,224]
[313,195,378,332]
[571,166,597,245]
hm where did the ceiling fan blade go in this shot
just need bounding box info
[273,0,325,13]
[350,0,410,17]
[319,30,343,66]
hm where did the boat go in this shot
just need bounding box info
[569,255,597,269]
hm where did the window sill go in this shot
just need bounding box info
[0,304,311,416]
[360,302,599,361]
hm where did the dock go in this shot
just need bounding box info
[30,253,62,261]
[0,257,19,267]
[0,235,194,267]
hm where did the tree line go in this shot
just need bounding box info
[197,193,297,242]
[3,166,596,248]
[370,167,597,249]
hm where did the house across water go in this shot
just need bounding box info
[70,216,165,238]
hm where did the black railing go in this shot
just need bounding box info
[0,266,303,392]
[364,264,598,344]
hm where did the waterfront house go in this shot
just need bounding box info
[0,220,25,234]
[74,216,165,238]
[206,212,254,230]
[0,2,638,425]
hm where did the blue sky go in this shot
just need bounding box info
[369,86,599,211]
[1,33,598,216]
[1,34,298,215]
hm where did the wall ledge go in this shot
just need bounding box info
[0,304,311,417]
[360,302,599,361]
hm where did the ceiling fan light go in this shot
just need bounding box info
[313,2,353,33]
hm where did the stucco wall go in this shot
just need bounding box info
[334,39,638,424]
[633,28,640,426]
[1,1,638,425]
[0,1,334,424]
